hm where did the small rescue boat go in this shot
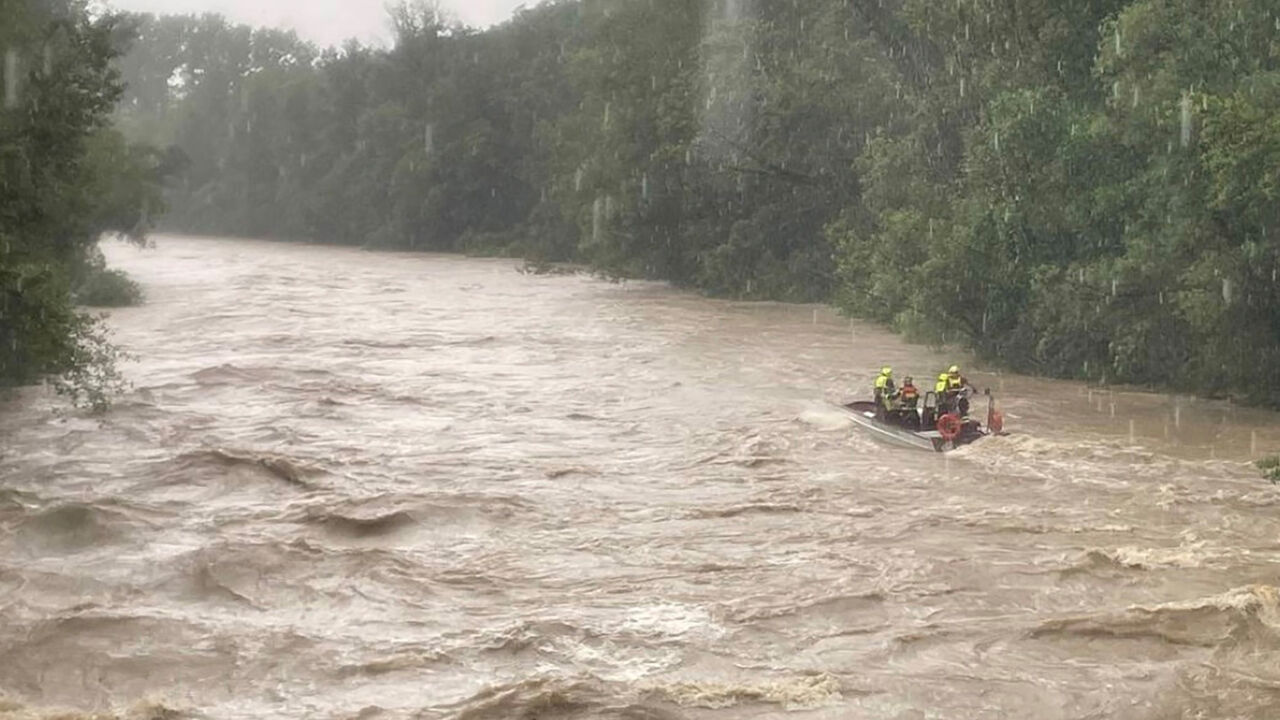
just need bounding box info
[834,391,1005,452]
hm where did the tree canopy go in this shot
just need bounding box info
[2,0,166,407]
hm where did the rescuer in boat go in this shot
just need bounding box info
[897,376,921,428]
[934,372,950,412]
[873,366,898,419]
[937,364,976,418]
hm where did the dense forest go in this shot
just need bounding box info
[1,0,167,407]
[104,0,1280,406]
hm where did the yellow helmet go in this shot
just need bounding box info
[880,366,892,376]
[948,365,960,374]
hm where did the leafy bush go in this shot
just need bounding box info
[460,228,521,257]
[76,267,144,307]
[0,264,131,413]
[51,314,133,413]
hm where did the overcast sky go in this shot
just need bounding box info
[106,0,529,47]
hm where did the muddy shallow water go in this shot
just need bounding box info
[3,236,1280,719]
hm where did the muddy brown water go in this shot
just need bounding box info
[3,236,1280,719]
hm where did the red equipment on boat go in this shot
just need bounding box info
[936,413,962,441]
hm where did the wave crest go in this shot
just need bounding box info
[1033,585,1280,648]
[643,672,843,710]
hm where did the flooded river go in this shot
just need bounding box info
[3,236,1280,719]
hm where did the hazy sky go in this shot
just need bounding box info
[106,0,528,47]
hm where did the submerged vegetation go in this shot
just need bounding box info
[111,0,1280,406]
[1259,456,1280,484]
[1,0,164,408]
[75,248,146,308]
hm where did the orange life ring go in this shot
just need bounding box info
[937,413,962,441]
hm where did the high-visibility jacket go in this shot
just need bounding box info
[948,374,964,390]
[874,374,896,408]
[935,373,949,394]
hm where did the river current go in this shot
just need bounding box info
[3,236,1280,719]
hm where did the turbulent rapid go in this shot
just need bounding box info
[3,237,1280,719]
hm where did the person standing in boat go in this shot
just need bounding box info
[873,366,898,418]
[939,364,976,418]
[899,376,921,428]
[934,371,950,406]
[900,377,920,409]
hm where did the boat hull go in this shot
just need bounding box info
[833,401,986,452]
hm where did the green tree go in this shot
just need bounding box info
[1,0,164,408]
